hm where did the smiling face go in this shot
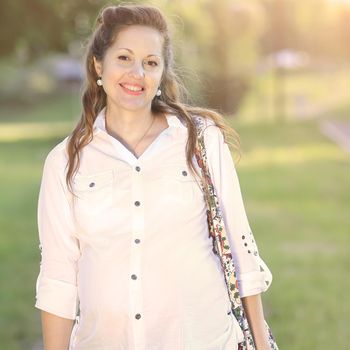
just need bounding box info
[93,25,164,113]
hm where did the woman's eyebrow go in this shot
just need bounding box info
[116,47,161,58]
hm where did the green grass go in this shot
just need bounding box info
[0,137,69,349]
[0,92,81,123]
[231,117,350,349]
[1,93,349,349]
[0,94,78,349]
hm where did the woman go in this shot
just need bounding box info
[35,4,273,350]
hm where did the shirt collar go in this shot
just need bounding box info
[93,106,186,134]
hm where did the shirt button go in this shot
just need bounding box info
[135,313,141,320]
[89,182,95,188]
[135,239,141,244]
[134,201,141,206]
[135,166,141,172]
[182,170,188,176]
[131,274,137,280]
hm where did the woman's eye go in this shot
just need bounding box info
[118,55,129,61]
[143,59,159,67]
[147,60,158,67]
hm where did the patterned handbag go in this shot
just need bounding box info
[193,116,279,350]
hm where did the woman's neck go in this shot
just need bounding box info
[105,104,154,138]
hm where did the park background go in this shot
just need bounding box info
[1,0,350,349]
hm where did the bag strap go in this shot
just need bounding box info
[192,116,279,350]
[192,116,247,321]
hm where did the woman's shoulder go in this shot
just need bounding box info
[44,136,70,169]
[191,113,223,141]
[191,113,215,127]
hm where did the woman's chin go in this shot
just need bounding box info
[108,97,151,112]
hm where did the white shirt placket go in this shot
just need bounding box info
[130,162,146,349]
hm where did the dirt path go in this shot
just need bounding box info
[319,119,350,155]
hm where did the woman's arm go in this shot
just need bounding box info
[204,122,273,298]
[202,121,274,349]
[41,311,74,350]
[242,293,270,350]
[35,148,81,346]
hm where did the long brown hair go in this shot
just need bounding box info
[65,4,241,195]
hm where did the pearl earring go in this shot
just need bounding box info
[156,88,162,97]
[97,77,103,86]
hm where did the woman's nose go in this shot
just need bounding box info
[128,62,145,79]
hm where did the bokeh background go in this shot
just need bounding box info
[1,0,350,349]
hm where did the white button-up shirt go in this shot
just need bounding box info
[35,107,272,349]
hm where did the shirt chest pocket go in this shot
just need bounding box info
[154,165,205,204]
[73,169,115,213]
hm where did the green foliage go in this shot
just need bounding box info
[1,0,265,114]
[155,0,265,113]
[5,0,350,114]
[261,0,350,60]
[0,0,124,59]
[3,0,350,62]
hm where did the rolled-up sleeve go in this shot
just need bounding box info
[35,147,81,320]
[203,121,273,298]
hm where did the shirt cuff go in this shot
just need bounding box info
[237,259,273,298]
[35,274,78,320]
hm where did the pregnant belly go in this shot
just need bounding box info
[177,251,233,346]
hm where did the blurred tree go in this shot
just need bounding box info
[0,0,131,60]
[4,0,350,115]
[159,0,266,115]
[334,6,350,59]
[260,0,350,62]
[258,0,350,119]
[2,0,64,59]
[260,0,290,121]
[0,0,266,115]
[260,0,287,53]
[202,0,266,114]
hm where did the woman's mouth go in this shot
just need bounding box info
[119,83,144,95]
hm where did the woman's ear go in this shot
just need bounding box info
[93,56,102,77]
